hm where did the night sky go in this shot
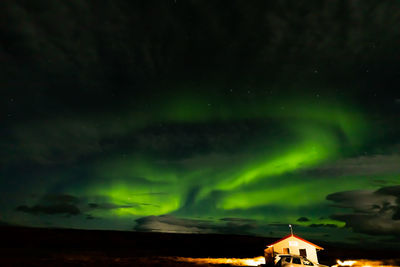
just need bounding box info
[1,0,400,248]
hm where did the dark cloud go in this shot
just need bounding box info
[134,215,257,235]
[85,194,159,211]
[376,185,400,197]
[16,194,82,216]
[376,186,400,221]
[327,189,396,213]
[135,215,216,234]
[85,215,96,220]
[392,209,400,220]
[16,194,81,216]
[306,154,400,178]
[88,203,98,209]
[16,204,81,216]
[42,194,80,204]
[327,185,400,236]
[308,223,337,228]
[296,217,310,222]
[88,202,139,210]
[15,193,149,217]
[331,213,400,236]
[220,217,256,223]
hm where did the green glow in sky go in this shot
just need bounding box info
[64,94,372,226]
[5,89,388,240]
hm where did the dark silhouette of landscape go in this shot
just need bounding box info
[0,225,399,266]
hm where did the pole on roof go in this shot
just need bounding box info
[289,224,293,235]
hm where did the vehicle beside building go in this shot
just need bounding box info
[264,233,324,266]
[275,254,329,267]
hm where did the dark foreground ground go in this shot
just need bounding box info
[0,226,399,266]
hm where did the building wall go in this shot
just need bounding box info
[271,236,319,263]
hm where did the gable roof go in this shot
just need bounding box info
[267,234,324,250]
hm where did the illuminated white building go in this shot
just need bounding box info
[264,234,324,264]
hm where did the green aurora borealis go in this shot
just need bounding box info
[1,0,400,247]
[5,92,392,234]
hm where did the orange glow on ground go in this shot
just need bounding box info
[333,259,400,267]
[174,256,266,266]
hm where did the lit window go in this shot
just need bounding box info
[299,249,307,258]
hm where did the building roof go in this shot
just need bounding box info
[267,234,324,250]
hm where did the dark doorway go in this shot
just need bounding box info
[300,249,307,257]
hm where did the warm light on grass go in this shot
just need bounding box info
[174,256,265,266]
[333,259,400,267]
